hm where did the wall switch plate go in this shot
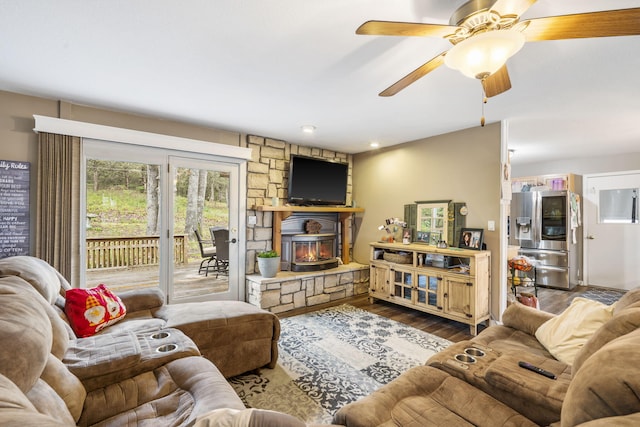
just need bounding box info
[248,215,257,225]
[488,220,495,231]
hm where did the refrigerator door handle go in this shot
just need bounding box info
[533,191,542,248]
[536,265,568,272]
[519,248,567,256]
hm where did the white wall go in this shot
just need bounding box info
[512,152,640,178]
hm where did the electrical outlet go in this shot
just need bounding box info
[487,220,495,231]
[248,215,257,225]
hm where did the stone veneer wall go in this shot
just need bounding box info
[246,265,370,314]
[242,134,354,275]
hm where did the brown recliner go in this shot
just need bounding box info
[333,364,537,427]
[334,290,640,427]
[0,274,248,426]
[0,255,280,378]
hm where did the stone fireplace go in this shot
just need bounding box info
[280,212,340,272]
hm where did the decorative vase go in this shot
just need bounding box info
[257,256,280,278]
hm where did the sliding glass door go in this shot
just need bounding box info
[168,156,239,302]
[82,140,244,303]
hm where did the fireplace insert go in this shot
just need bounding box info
[289,233,339,272]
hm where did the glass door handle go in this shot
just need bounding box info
[586,235,595,240]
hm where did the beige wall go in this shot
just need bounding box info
[0,90,59,170]
[352,123,504,318]
[0,91,60,250]
[2,89,506,316]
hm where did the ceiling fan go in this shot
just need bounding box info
[357,0,640,98]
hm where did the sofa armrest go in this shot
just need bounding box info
[116,287,165,313]
[501,302,556,336]
[65,328,199,392]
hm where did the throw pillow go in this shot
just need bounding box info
[535,297,614,365]
[64,284,126,338]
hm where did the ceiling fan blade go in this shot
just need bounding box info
[356,20,459,38]
[521,8,640,41]
[379,52,447,97]
[490,0,537,18]
[482,65,512,98]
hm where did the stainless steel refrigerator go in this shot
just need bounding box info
[509,190,582,289]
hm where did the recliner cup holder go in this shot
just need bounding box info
[454,353,477,364]
[155,343,178,353]
[150,331,171,340]
[464,347,485,357]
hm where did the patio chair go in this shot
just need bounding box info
[194,228,217,276]
[210,227,230,278]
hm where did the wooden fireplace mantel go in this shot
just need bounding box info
[253,205,365,264]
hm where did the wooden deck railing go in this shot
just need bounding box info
[86,235,189,270]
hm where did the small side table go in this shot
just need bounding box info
[509,265,537,297]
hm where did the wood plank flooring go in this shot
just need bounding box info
[278,286,607,343]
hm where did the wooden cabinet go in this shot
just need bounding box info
[369,261,390,297]
[369,242,491,335]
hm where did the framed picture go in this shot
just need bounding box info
[415,231,431,244]
[459,228,483,250]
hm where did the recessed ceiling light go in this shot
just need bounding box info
[301,125,316,134]
[370,142,380,148]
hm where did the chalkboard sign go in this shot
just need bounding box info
[0,160,30,259]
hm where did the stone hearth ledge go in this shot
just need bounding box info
[246,263,369,314]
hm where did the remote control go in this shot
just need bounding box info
[518,361,556,379]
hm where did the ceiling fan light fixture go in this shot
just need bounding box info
[444,29,525,79]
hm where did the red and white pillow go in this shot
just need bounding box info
[64,284,126,338]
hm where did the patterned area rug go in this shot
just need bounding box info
[573,286,627,306]
[229,304,452,424]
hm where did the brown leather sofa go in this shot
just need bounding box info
[0,255,302,426]
[334,288,640,426]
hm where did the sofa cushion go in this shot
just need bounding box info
[561,328,640,427]
[40,354,86,422]
[484,353,570,415]
[194,408,306,427]
[78,356,245,426]
[25,378,76,425]
[64,284,126,337]
[0,374,68,427]
[535,297,614,365]
[159,300,280,378]
[573,306,640,375]
[612,287,640,313]
[0,256,68,304]
[333,365,538,427]
[0,279,51,393]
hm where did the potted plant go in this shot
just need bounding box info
[257,250,280,278]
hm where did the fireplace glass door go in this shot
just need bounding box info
[290,233,338,271]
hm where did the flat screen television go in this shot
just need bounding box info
[287,155,348,206]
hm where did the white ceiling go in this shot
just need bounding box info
[1,0,639,165]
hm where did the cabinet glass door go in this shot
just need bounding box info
[393,269,413,301]
[416,272,441,309]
